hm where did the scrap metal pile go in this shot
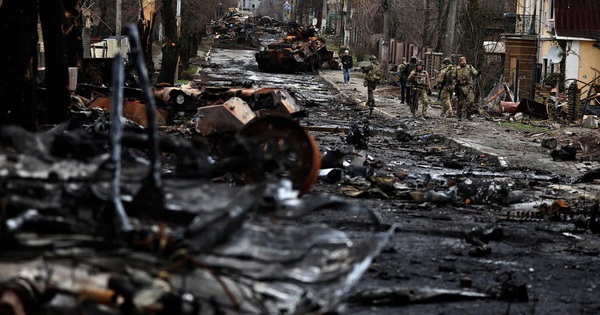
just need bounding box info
[206,8,263,48]
[0,25,393,315]
[206,9,295,49]
[206,10,336,74]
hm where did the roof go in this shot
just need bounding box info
[555,0,600,39]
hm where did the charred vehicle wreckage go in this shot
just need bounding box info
[205,8,264,48]
[255,26,336,73]
[206,10,336,73]
[5,2,600,312]
[0,25,394,315]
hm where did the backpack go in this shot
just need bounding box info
[443,66,456,84]
[372,65,381,81]
[402,63,416,77]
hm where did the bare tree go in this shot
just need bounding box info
[0,0,93,128]
[178,0,237,69]
[156,0,178,84]
[138,0,158,73]
[351,0,381,58]
[0,0,39,130]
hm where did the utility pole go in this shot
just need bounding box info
[174,0,182,82]
[343,0,352,46]
[443,0,457,57]
[381,0,389,63]
[116,0,122,37]
[176,0,182,36]
[82,2,91,58]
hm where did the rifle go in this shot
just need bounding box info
[437,82,446,101]
[455,84,466,110]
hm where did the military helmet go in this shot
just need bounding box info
[369,55,377,61]
[417,60,424,66]
[442,57,452,65]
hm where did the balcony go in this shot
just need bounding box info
[503,14,536,35]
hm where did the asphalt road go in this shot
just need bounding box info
[192,46,600,313]
[198,48,600,314]
[309,66,600,315]
[1,47,598,315]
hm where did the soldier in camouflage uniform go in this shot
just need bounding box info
[454,56,478,120]
[435,57,456,117]
[362,55,381,114]
[407,60,432,119]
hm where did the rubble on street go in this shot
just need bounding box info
[2,10,600,315]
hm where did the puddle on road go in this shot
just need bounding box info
[200,48,338,105]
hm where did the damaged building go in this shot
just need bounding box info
[502,0,600,122]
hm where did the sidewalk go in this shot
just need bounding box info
[318,68,600,180]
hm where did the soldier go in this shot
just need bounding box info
[395,57,407,96]
[401,56,418,104]
[362,55,381,114]
[454,56,479,120]
[435,57,456,117]
[407,60,432,119]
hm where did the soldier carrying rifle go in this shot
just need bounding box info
[435,57,456,118]
[407,60,432,119]
[454,56,479,120]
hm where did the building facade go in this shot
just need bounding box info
[238,0,260,14]
[503,0,600,99]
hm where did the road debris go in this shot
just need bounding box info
[0,24,396,314]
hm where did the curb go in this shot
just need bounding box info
[319,71,509,169]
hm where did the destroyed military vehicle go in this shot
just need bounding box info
[255,26,334,73]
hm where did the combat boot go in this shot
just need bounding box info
[466,109,473,120]
[447,107,454,118]
[368,100,375,115]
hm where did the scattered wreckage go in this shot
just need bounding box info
[480,75,600,125]
[0,25,395,315]
[70,35,319,196]
[206,8,262,48]
[208,13,336,73]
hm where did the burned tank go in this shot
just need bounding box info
[255,27,334,73]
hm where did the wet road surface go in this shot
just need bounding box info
[199,47,600,315]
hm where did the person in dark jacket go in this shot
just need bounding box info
[401,56,418,104]
[341,50,353,85]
